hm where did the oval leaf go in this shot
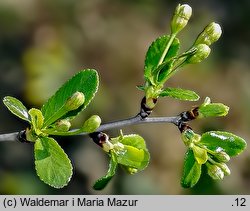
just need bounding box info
[41,69,99,127]
[181,149,202,188]
[29,108,44,135]
[144,35,180,83]
[34,137,73,188]
[111,134,150,170]
[3,96,30,123]
[200,131,247,157]
[198,103,229,118]
[159,87,200,101]
[93,152,117,190]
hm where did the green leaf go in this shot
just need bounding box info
[3,96,30,123]
[198,103,229,118]
[200,131,247,157]
[181,149,202,188]
[155,60,174,84]
[29,108,44,135]
[34,137,73,188]
[111,134,150,170]
[159,87,200,101]
[192,145,208,164]
[41,69,99,127]
[144,35,180,83]
[93,151,118,190]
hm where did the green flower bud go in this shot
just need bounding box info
[122,166,138,175]
[206,162,224,180]
[213,151,230,163]
[181,129,201,146]
[103,140,114,153]
[55,119,71,132]
[194,22,222,46]
[198,97,229,118]
[64,91,85,111]
[218,163,231,176]
[82,115,101,133]
[171,4,192,34]
[186,44,211,64]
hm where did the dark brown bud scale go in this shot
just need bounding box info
[89,132,109,148]
[139,97,157,119]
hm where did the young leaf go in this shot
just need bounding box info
[3,96,30,123]
[93,151,118,190]
[181,149,202,188]
[192,145,208,164]
[200,131,247,157]
[111,134,150,170]
[34,137,73,188]
[159,87,200,101]
[29,108,44,135]
[41,69,99,127]
[198,103,229,118]
[144,35,180,83]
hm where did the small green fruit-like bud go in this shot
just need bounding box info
[82,115,101,133]
[122,166,138,175]
[65,91,85,111]
[186,44,211,64]
[207,163,224,180]
[103,140,114,153]
[214,151,230,163]
[195,22,222,46]
[181,129,201,146]
[171,4,192,34]
[218,163,231,176]
[55,119,71,131]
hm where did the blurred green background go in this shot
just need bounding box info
[0,0,250,195]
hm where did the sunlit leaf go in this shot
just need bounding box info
[41,69,99,127]
[181,149,202,188]
[34,137,73,188]
[111,134,150,170]
[93,151,117,190]
[159,87,200,101]
[200,131,247,157]
[29,108,44,135]
[3,96,30,123]
[144,35,180,83]
[198,103,229,118]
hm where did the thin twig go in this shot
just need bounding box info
[0,115,180,142]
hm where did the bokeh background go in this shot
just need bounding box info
[0,0,250,195]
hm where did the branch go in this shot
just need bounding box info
[0,115,180,142]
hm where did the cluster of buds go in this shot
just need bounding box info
[187,22,222,64]
[181,128,231,180]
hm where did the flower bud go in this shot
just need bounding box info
[207,163,224,180]
[181,129,201,146]
[218,163,231,176]
[171,4,192,34]
[64,91,85,111]
[213,151,230,163]
[186,44,211,64]
[122,166,138,174]
[82,115,101,133]
[194,22,222,46]
[55,119,71,131]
